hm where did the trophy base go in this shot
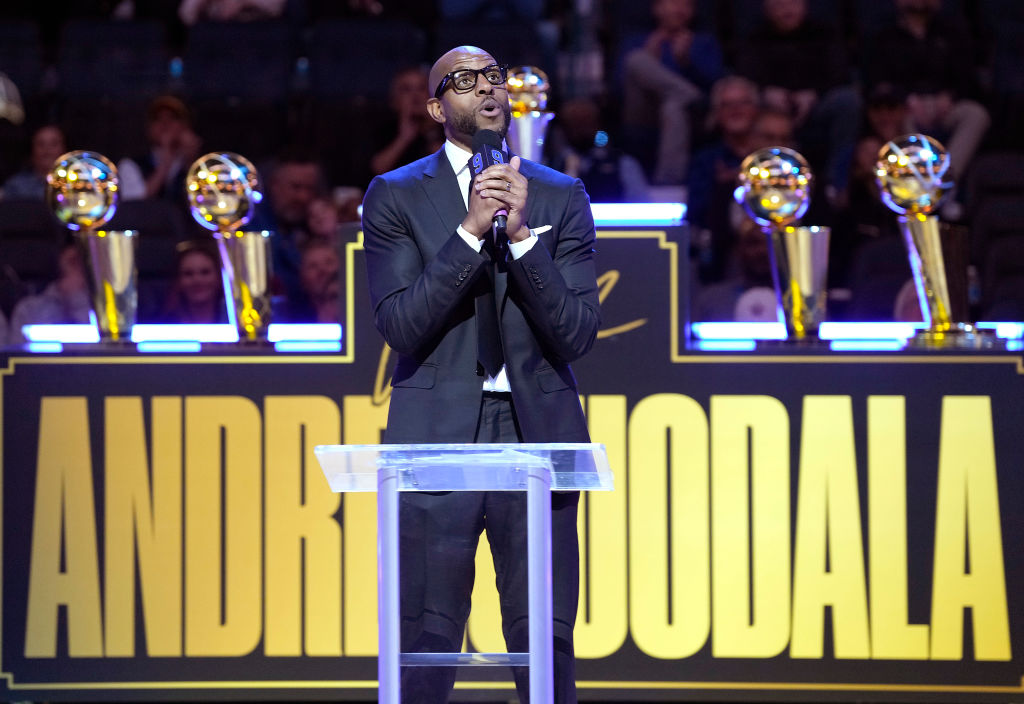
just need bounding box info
[234,336,272,346]
[756,335,829,350]
[905,323,1004,350]
[96,336,136,346]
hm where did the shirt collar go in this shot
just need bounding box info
[444,136,512,176]
[444,140,473,176]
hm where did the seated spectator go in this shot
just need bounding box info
[308,196,341,240]
[751,105,796,150]
[9,241,91,344]
[118,95,202,209]
[1,124,66,201]
[862,0,989,189]
[178,0,285,24]
[693,215,776,321]
[687,76,760,281]
[830,85,907,283]
[279,239,341,323]
[622,0,725,185]
[734,0,860,192]
[547,97,650,202]
[158,240,227,324]
[370,66,445,177]
[249,148,329,307]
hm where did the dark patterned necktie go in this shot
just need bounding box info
[468,164,504,377]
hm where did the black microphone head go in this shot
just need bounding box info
[472,129,504,152]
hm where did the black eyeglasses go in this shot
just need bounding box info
[433,64,509,99]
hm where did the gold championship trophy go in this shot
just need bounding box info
[506,66,554,162]
[46,150,136,342]
[735,147,830,341]
[185,152,269,341]
[875,134,996,348]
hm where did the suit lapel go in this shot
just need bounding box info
[421,149,467,244]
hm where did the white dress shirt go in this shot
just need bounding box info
[443,139,538,392]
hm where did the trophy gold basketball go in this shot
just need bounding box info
[185,152,269,341]
[506,66,554,162]
[46,150,136,342]
[875,134,995,348]
[735,147,830,341]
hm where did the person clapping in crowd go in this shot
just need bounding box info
[369,66,446,179]
[118,95,201,207]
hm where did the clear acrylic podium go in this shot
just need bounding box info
[314,442,613,704]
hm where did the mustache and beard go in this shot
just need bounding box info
[447,99,512,139]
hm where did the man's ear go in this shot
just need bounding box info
[426,99,445,125]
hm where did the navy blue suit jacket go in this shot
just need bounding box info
[362,148,600,443]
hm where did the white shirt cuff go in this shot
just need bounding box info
[457,225,485,252]
[509,231,539,259]
[457,225,538,259]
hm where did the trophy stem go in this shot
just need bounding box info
[218,230,272,341]
[899,213,952,333]
[80,228,138,342]
[766,225,830,341]
[508,111,554,163]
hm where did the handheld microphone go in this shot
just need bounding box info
[470,129,508,237]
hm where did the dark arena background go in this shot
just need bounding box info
[2,0,1024,702]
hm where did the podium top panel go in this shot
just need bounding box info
[314,442,613,493]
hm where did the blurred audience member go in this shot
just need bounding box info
[334,186,364,224]
[694,215,776,321]
[0,309,7,346]
[735,0,860,191]
[1,125,66,201]
[370,66,445,177]
[863,0,989,186]
[830,86,907,283]
[249,149,327,306]
[119,96,201,206]
[548,97,650,202]
[280,239,341,323]
[751,105,796,149]
[687,76,760,281]
[178,0,285,24]
[9,241,91,344]
[308,196,341,240]
[158,240,226,324]
[623,0,725,185]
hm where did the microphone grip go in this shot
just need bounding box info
[491,212,507,235]
[492,210,508,238]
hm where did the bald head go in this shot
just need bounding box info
[425,45,510,149]
[429,45,496,97]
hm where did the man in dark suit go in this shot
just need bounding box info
[361,45,600,704]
